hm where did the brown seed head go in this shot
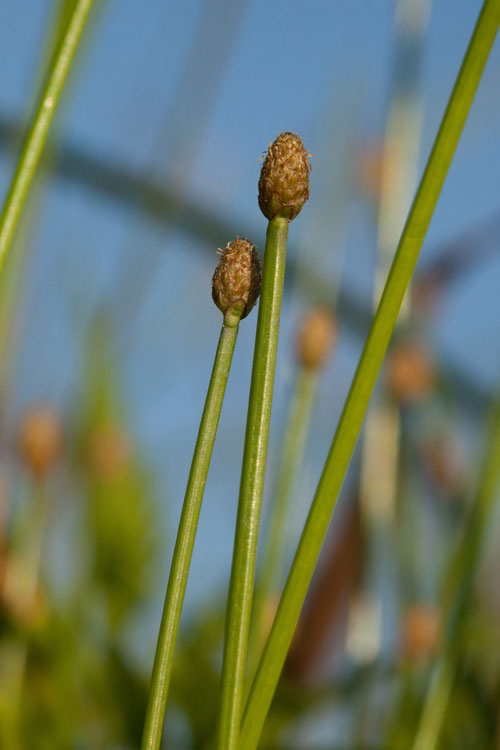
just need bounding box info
[258,132,311,221]
[357,141,398,202]
[421,433,468,496]
[401,605,442,662]
[88,425,131,482]
[385,342,434,403]
[18,405,62,479]
[3,578,47,632]
[212,238,261,321]
[297,308,338,370]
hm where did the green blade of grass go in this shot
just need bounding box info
[249,367,318,677]
[240,2,500,747]
[0,0,96,274]
[217,217,288,750]
[141,314,243,750]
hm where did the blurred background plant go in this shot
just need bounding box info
[0,0,500,748]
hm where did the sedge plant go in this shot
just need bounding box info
[217,133,311,750]
[141,239,261,750]
[240,2,500,747]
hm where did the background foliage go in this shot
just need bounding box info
[0,0,500,747]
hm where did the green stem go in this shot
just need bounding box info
[217,217,288,750]
[141,314,242,750]
[0,0,95,273]
[413,393,500,750]
[2,481,49,744]
[250,368,318,670]
[240,3,500,747]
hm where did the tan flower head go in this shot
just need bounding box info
[258,132,311,221]
[386,342,434,403]
[212,238,261,321]
[19,405,62,479]
[296,307,338,370]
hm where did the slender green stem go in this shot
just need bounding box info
[141,315,242,750]
[413,393,500,750]
[263,369,318,588]
[240,3,500,747]
[250,368,318,670]
[217,217,288,750]
[0,0,95,273]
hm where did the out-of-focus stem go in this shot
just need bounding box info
[357,0,431,665]
[413,393,500,750]
[0,0,96,273]
[0,482,48,747]
[250,368,318,667]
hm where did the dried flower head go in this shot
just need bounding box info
[88,425,131,482]
[212,238,261,321]
[3,581,47,631]
[357,141,398,202]
[258,132,311,221]
[401,605,442,662]
[420,432,468,496]
[297,307,338,370]
[18,405,62,479]
[385,342,434,403]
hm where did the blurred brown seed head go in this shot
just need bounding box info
[401,605,442,662]
[422,434,468,496]
[357,141,398,202]
[358,142,385,200]
[297,308,338,370]
[3,580,47,632]
[18,406,62,479]
[412,273,444,314]
[212,238,261,321]
[88,425,131,482]
[385,342,435,403]
[258,132,311,221]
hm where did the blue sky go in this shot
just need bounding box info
[1,0,500,664]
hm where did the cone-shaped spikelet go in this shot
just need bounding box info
[297,308,338,370]
[212,238,261,320]
[258,132,311,221]
[19,405,62,479]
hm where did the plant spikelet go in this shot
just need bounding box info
[212,238,261,320]
[258,132,311,221]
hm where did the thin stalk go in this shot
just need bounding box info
[413,393,500,750]
[250,367,318,669]
[217,217,288,750]
[357,0,431,685]
[263,369,318,589]
[240,3,500,747]
[141,313,242,750]
[0,482,49,746]
[0,0,96,273]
